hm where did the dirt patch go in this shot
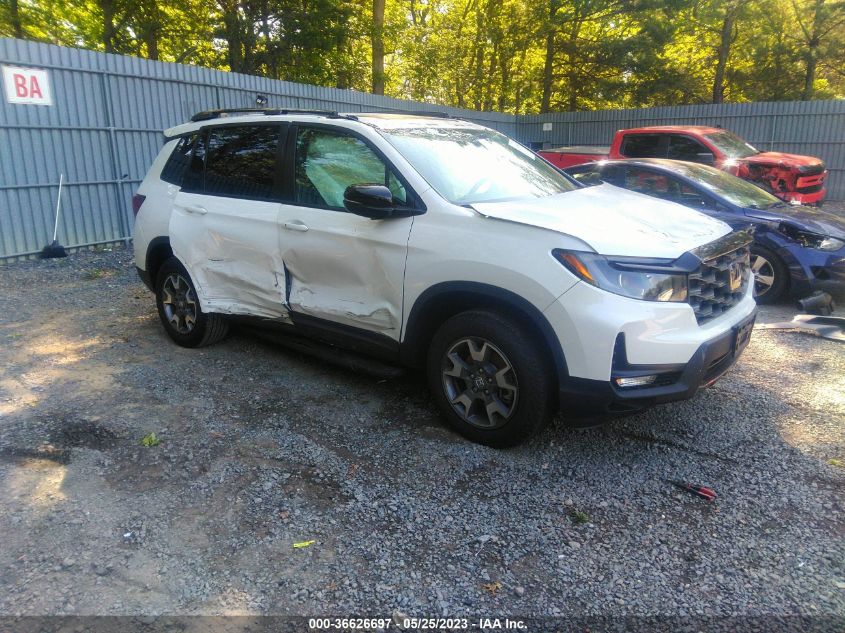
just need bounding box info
[48,418,119,450]
[0,444,70,465]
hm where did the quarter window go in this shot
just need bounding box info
[294,128,407,209]
[204,126,280,199]
[161,134,198,185]
[181,132,207,193]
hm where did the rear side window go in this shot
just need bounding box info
[599,165,626,186]
[624,167,674,198]
[620,134,664,158]
[204,126,280,199]
[160,134,198,185]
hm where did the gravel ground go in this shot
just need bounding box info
[0,243,843,631]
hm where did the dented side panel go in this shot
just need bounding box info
[170,190,290,321]
[277,204,412,340]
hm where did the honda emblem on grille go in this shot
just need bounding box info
[729,262,743,292]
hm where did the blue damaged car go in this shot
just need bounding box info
[566,158,845,303]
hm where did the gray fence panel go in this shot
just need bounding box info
[1,37,843,261]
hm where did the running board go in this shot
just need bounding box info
[238,326,407,379]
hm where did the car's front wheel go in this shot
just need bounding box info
[750,245,788,304]
[155,257,229,347]
[426,310,555,447]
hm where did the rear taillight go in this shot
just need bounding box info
[132,193,146,217]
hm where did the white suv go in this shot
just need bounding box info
[133,109,756,447]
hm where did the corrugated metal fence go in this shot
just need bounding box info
[1,37,844,261]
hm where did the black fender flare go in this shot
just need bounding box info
[400,281,568,385]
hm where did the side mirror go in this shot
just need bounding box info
[343,184,420,219]
[695,152,716,165]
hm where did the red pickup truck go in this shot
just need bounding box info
[539,126,828,205]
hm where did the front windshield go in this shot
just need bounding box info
[380,126,578,204]
[671,162,781,208]
[704,130,759,159]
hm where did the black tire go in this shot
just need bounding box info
[426,310,555,448]
[750,245,788,304]
[155,257,229,347]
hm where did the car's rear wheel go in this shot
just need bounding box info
[426,310,555,447]
[750,245,788,304]
[155,257,229,347]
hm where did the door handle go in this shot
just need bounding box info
[284,221,309,232]
[184,205,208,215]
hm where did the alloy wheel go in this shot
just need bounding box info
[751,254,776,298]
[161,274,198,334]
[441,337,518,429]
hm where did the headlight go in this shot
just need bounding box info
[797,162,825,173]
[778,223,845,251]
[553,249,688,302]
[817,237,845,251]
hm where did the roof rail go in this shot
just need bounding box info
[190,108,340,122]
[402,110,451,118]
[352,110,450,119]
[344,110,452,120]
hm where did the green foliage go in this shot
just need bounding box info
[3,0,844,111]
[570,510,590,525]
[140,432,161,447]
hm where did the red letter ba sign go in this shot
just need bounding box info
[3,66,53,106]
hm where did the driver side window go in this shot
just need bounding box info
[668,135,714,164]
[294,128,406,209]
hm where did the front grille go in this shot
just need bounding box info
[796,183,823,194]
[688,243,751,324]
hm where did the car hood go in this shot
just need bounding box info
[470,184,732,259]
[745,205,845,239]
[739,152,824,170]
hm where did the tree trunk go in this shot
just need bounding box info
[564,19,582,111]
[100,0,117,53]
[10,0,23,39]
[540,34,554,112]
[712,5,736,104]
[540,0,558,113]
[802,50,818,100]
[371,0,385,95]
[141,1,161,60]
[801,0,825,100]
[221,2,243,73]
[143,31,159,60]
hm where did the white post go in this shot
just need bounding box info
[53,173,63,242]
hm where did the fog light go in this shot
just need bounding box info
[615,375,658,388]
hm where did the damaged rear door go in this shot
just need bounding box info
[170,122,290,320]
[277,124,417,349]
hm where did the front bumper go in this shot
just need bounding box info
[778,245,845,295]
[559,309,757,414]
[780,186,826,206]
